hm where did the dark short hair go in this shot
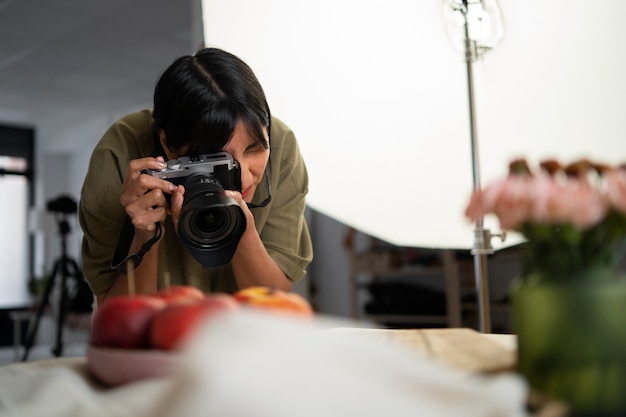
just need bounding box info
[152,47,271,156]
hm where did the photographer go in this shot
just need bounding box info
[79,47,313,304]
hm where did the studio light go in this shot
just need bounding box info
[442,0,504,61]
[442,0,505,333]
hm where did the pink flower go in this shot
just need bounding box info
[554,177,607,229]
[521,173,607,230]
[492,176,538,230]
[471,158,626,279]
[464,161,611,231]
[464,179,504,223]
[465,175,537,230]
[606,168,626,215]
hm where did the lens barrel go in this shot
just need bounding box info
[178,174,246,267]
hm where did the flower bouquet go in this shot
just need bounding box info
[464,158,626,416]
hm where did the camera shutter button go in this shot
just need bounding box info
[167,159,181,169]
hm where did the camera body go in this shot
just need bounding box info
[47,195,77,215]
[144,152,242,192]
[144,152,246,268]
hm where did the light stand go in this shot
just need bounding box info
[443,0,505,333]
[21,197,84,361]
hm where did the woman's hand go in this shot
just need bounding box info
[101,156,185,302]
[223,189,291,291]
[120,156,183,241]
[224,189,256,234]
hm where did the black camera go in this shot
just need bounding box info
[46,195,77,236]
[47,195,77,215]
[144,152,246,268]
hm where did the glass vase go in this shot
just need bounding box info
[512,271,626,416]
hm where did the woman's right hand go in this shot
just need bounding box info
[119,156,179,241]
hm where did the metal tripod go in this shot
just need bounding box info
[21,215,83,361]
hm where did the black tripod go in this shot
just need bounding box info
[21,214,84,361]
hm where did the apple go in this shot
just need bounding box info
[155,285,205,304]
[149,293,239,351]
[90,295,167,349]
[233,286,313,317]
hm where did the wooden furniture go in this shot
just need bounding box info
[346,228,474,328]
[349,248,466,327]
[346,229,520,331]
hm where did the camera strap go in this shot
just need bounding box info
[111,218,163,275]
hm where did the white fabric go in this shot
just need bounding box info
[155,310,529,417]
[0,357,174,417]
[0,311,529,417]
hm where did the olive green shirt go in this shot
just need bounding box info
[79,109,313,296]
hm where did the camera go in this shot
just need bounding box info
[144,152,246,268]
[47,195,77,215]
[46,195,78,236]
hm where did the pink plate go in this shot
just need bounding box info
[86,345,181,386]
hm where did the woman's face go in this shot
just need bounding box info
[160,120,269,203]
[221,120,270,203]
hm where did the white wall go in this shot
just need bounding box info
[201,0,626,251]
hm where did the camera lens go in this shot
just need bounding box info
[196,208,224,234]
[185,205,242,245]
[177,174,246,267]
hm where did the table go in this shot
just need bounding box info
[326,328,565,417]
[327,327,517,373]
[0,324,542,417]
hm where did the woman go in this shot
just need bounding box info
[79,47,313,304]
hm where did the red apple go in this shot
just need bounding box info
[90,295,167,349]
[233,286,313,317]
[149,293,239,351]
[155,285,205,304]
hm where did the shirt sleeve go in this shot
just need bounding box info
[258,118,313,282]
[78,114,148,296]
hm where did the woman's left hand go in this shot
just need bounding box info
[224,190,256,234]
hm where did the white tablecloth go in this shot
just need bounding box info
[0,311,529,417]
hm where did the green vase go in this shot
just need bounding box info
[512,272,626,416]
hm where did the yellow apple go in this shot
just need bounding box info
[233,286,313,317]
